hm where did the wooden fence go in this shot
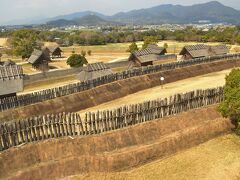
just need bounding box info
[0,53,238,112]
[0,87,224,151]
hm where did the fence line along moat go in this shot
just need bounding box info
[0,87,224,151]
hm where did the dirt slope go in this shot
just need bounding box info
[0,106,234,179]
[71,134,240,180]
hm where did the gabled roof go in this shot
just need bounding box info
[86,62,110,72]
[129,44,167,63]
[137,54,161,63]
[0,65,23,80]
[210,45,229,55]
[78,62,113,82]
[180,44,229,58]
[28,49,50,64]
[133,46,166,57]
[180,44,210,58]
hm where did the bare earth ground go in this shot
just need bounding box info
[70,134,240,180]
[78,69,232,115]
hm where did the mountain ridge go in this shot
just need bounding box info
[3,1,240,26]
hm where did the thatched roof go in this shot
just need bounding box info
[86,62,109,72]
[180,44,209,58]
[28,49,50,64]
[77,62,113,82]
[210,45,229,55]
[180,44,229,58]
[136,54,161,63]
[129,44,167,63]
[0,65,23,80]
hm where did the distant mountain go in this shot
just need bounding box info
[110,1,240,24]
[48,11,107,21]
[47,15,119,27]
[3,1,240,26]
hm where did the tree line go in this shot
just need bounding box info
[2,26,240,58]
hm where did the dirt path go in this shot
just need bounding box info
[71,134,240,180]
[79,69,231,115]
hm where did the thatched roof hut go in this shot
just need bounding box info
[49,46,63,58]
[129,44,167,66]
[180,44,229,60]
[28,49,51,70]
[0,65,24,98]
[77,62,113,82]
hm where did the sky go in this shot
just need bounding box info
[0,0,239,24]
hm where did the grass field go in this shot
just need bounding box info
[71,134,240,180]
[0,38,7,47]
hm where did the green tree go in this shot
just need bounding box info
[142,36,158,49]
[236,35,240,45]
[127,42,139,53]
[8,29,42,59]
[163,43,168,49]
[87,50,92,56]
[67,54,88,68]
[219,69,240,134]
[81,50,86,57]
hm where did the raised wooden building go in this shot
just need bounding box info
[180,44,229,60]
[0,65,24,99]
[28,49,51,71]
[128,44,167,66]
[77,62,113,82]
[49,46,63,58]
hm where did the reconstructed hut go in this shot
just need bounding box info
[129,44,167,66]
[49,46,63,58]
[0,65,24,99]
[42,47,51,59]
[179,44,209,60]
[180,44,229,60]
[209,45,229,56]
[77,62,113,82]
[28,49,51,71]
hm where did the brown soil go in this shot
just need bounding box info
[71,134,240,180]
[1,59,240,122]
[0,106,234,180]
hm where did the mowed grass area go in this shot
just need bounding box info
[71,134,240,180]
